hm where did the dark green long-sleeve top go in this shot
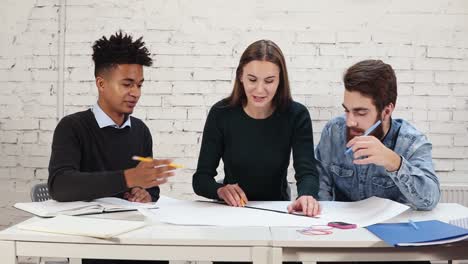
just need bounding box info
[192,100,319,201]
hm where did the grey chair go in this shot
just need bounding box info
[29,183,81,264]
[31,183,51,202]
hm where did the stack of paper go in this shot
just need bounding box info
[17,215,146,239]
[14,197,158,217]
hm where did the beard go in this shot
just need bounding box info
[346,117,384,142]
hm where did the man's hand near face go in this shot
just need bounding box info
[347,135,402,172]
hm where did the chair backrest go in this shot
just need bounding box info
[31,183,51,202]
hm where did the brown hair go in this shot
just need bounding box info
[344,60,397,112]
[225,40,292,111]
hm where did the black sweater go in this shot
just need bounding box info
[48,109,159,202]
[192,100,319,201]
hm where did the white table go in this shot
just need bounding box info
[1,203,468,264]
[270,203,468,263]
[0,212,272,264]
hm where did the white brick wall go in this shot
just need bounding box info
[1,0,468,230]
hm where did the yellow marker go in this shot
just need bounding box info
[132,156,184,168]
[132,156,153,162]
[168,163,184,169]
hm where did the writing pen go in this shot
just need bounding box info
[408,219,419,230]
[240,198,246,207]
[344,120,382,154]
[132,156,184,168]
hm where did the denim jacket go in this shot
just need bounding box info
[316,116,440,210]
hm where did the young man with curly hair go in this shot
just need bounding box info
[48,31,172,264]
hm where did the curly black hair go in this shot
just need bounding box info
[92,31,152,77]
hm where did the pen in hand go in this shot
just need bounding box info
[344,120,382,154]
[132,156,184,168]
[240,198,246,207]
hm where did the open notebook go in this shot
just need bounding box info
[17,215,146,239]
[14,197,158,217]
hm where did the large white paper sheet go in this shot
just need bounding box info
[246,197,409,227]
[154,196,326,227]
[318,197,410,227]
[148,196,408,227]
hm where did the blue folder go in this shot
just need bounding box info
[366,220,468,246]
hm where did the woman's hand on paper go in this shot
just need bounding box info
[124,187,152,203]
[217,184,249,207]
[287,195,321,217]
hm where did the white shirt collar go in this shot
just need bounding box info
[91,103,131,129]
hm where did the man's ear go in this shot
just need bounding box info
[96,76,105,93]
[382,103,395,121]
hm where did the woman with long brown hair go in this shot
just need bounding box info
[193,40,320,218]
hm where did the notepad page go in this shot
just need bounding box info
[17,215,146,239]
